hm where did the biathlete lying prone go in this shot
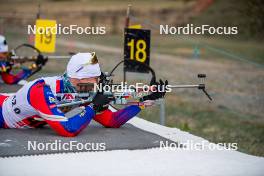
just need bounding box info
[0,52,167,137]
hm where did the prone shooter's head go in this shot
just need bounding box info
[66,52,101,92]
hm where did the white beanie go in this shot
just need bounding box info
[0,35,8,53]
[67,52,101,79]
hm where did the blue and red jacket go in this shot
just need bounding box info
[0,76,141,137]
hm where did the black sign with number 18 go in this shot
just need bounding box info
[124,28,151,73]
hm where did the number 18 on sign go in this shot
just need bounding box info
[124,28,150,73]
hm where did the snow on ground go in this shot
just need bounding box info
[0,97,264,176]
[128,115,210,145]
[0,146,264,176]
[0,116,264,176]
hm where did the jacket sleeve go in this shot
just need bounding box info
[93,105,141,128]
[28,80,95,137]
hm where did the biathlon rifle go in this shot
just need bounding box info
[55,60,212,108]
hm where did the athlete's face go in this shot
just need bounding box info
[70,77,99,92]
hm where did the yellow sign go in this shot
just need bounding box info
[35,19,56,53]
[129,24,142,29]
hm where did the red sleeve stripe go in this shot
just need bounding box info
[56,80,61,93]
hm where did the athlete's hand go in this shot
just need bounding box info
[36,54,47,67]
[141,79,168,101]
[92,93,110,112]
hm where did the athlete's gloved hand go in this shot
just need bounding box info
[36,54,47,67]
[92,93,110,112]
[140,79,169,101]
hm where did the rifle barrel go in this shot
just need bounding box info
[57,99,92,108]
[10,55,71,60]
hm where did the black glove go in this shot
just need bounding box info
[140,79,168,101]
[36,54,47,67]
[92,93,110,112]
